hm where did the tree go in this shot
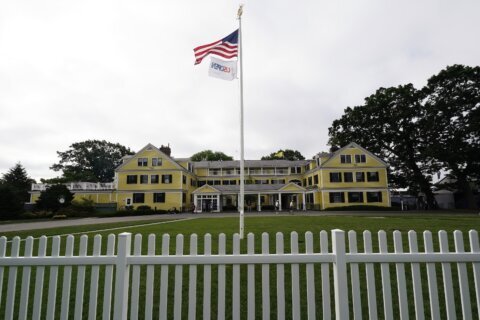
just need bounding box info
[261,149,305,161]
[0,184,24,219]
[36,184,74,212]
[328,84,438,208]
[190,150,233,161]
[422,65,480,208]
[1,163,36,202]
[51,140,134,182]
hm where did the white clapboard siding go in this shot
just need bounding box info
[0,230,480,320]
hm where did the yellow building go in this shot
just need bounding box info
[29,142,390,211]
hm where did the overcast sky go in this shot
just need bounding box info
[1,0,479,181]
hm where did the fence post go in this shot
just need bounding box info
[113,232,132,320]
[332,229,349,320]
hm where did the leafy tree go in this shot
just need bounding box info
[1,162,36,202]
[261,149,305,161]
[422,65,480,208]
[328,84,438,208]
[51,140,134,182]
[36,184,74,212]
[190,150,233,161]
[0,184,24,219]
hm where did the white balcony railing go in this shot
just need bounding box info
[31,182,115,191]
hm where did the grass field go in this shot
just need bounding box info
[1,213,480,319]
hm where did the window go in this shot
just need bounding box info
[340,155,352,164]
[303,179,307,186]
[329,192,345,203]
[127,175,137,184]
[356,172,365,182]
[355,154,366,163]
[222,180,237,185]
[210,169,221,176]
[152,158,162,166]
[348,192,364,203]
[308,176,313,186]
[305,193,314,204]
[314,175,319,185]
[133,193,144,203]
[291,166,301,174]
[191,179,196,186]
[330,172,342,182]
[367,192,383,203]
[213,180,221,185]
[153,193,165,203]
[151,175,159,184]
[255,179,269,184]
[140,175,148,184]
[138,158,148,166]
[304,164,310,172]
[344,172,353,182]
[162,174,173,184]
[197,181,206,187]
[367,172,379,182]
[182,175,187,184]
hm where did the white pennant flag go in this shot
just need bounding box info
[208,57,237,81]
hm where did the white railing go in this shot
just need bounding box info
[0,230,480,319]
[31,182,115,191]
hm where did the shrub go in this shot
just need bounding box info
[36,184,74,212]
[0,184,24,219]
[222,205,238,211]
[324,205,396,211]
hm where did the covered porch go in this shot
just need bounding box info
[192,183,307,213]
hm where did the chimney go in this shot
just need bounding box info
[160,144,171,156]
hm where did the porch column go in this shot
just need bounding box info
[194,194,198,213]
[302,192,306,211]
[257,193,261,211]
[278,193,282,211]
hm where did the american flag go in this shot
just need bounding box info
[194,30,238,65]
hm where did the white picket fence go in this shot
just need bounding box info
[0,229,480,319]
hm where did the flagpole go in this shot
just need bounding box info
[238,5,245,239]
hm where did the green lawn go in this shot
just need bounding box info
[1,214,480,319]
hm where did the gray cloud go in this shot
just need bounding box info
[1,0,479,181]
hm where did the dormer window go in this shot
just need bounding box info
[138,158,148,166]
[355,154,366,163]
[340,155,352,164]
[152,158,162,166]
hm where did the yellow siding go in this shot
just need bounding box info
[323,190,389,209]
[120,148,180,171]
[195,168,208,177]
[117,192,182,210]
[325,147,385,168]
[117,171,183,190]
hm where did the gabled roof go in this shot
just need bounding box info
[321,142,388,167]
[192,184,221,194]
[115,143,187,172]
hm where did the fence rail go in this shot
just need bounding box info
[0,229,479,319]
